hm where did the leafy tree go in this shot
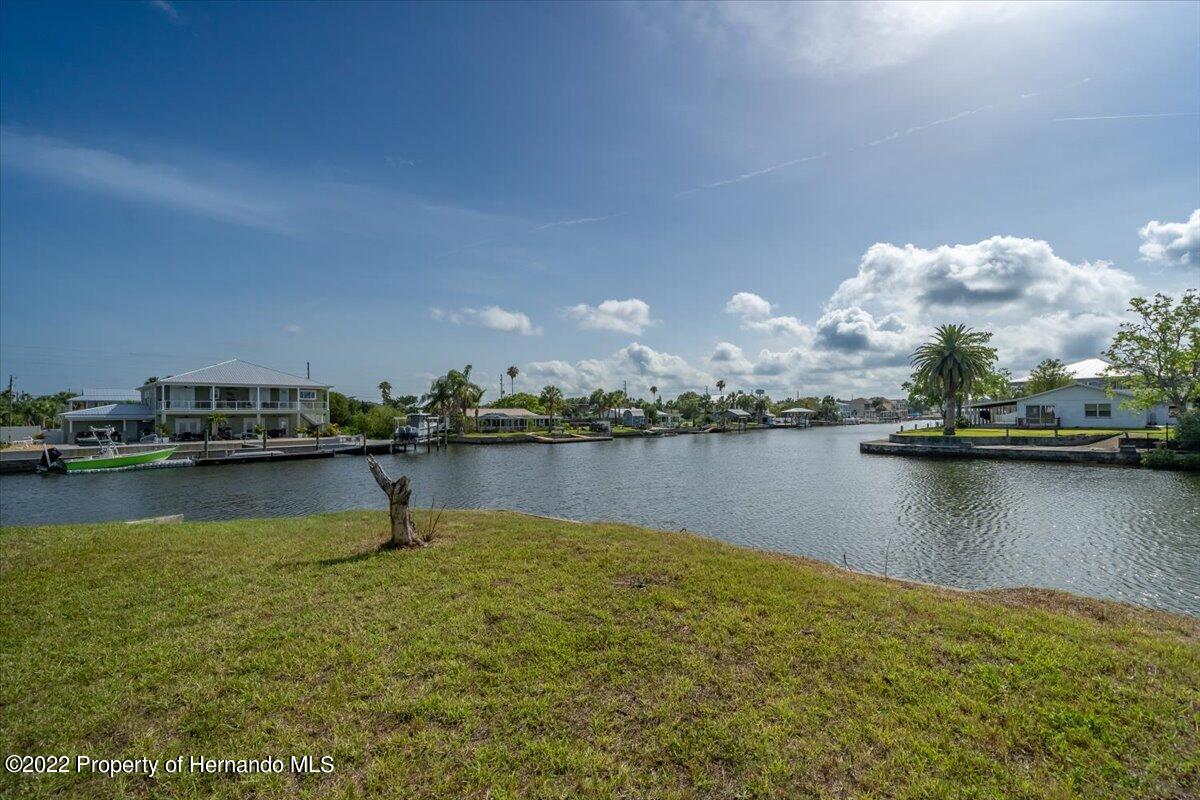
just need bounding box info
[1176,410,1200,451]
[489,392,544,412]
[973,367,1015,401]
[1024,359,1073,395]
[1104,290,1199,414]
[328,391,353,426]
[909,324,997,435]
[378,381,392,404]
[815,395,839,421]
[506,365,519,396]
[673,391,705,423]
[539,385,563,431]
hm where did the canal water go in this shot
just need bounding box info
[2,424,1198,615]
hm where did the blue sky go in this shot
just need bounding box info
[1,1,1197,401]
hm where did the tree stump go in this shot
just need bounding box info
[366,455,420,547]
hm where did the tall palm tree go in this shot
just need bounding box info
[446,364,483,433]
[507,365,519,396]
[540,385,563,432]
[909,324,997,435]
[378,381,392,405]
[649,385,658,407]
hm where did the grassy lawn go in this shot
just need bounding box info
[898,427,1169,439]
[2,511,1196,799]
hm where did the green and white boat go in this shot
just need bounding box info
[41,428,179,474]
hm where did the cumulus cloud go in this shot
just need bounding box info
[527,233,1141,398]
[564,298,655,334]
[724,292,773,317]
[1139,209,1199,267]
[526,342,714,395]
[432,305,541,336]
[830,236,1135,317]
[724,291,813,339]
[283,323,303,335]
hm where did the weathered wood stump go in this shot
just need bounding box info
[366,455,421,547]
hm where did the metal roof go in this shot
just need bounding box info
[469,407,547,418]
[145,359,328,388]
[970,382,1133,409]
[780,407,816,414]
[69,389,141,402]
[59,403,154,420]
[1013,358,1115,383]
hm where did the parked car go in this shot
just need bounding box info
[175,431,203,442]
[237,430,262,440]
[74,432,100,445]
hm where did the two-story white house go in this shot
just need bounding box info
[58,359,329,441]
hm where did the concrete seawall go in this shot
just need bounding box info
[861,439,1140,466]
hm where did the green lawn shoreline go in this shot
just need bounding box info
[2,510,1196,799]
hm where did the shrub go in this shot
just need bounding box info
[1176,452,1200,471]
[1141,448,1177,469]
[1175,410,1200,452]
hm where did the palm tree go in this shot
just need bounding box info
[540,385,563,432]
[507,365,519,396]
[378,381,392,405]
[909,324,997,435]
[649,385,658,407]
[444,364,483,433]
[588,388,607,420]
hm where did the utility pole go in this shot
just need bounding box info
[499,375,505,398]
[6,374,12,426]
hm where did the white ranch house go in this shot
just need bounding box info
[57,359,329,441]
[970,382,1174,429]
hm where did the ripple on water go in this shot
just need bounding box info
[2,425,1198,615]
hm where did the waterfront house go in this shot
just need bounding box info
[835,400,854,418]
[779,407,815,427]
[971,382,1173,428]
[467,407,551,432]
[57,359,330,442]
[603,407,648,428]
[717,408,751,424]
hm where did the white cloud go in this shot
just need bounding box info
[564,298,655,334]
[434,305,542,336]
[724,292,773,317]
[830,236,1135,318]
[535,214,621,231]
[724,291,814,339]
[526,342,714,396]
[283,323,303,335]
[1139,209,1200,268]
[650,1,1026,76]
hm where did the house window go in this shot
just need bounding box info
[299,390,317,400]
[1084,403,1112,418]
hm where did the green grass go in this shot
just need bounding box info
[898,427,1169,439]
[2,511,1196,799]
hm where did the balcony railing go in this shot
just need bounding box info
[156,401,328,412]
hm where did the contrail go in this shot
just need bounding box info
[1053,112,1199,122]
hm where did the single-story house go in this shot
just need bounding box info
[717,408,752,424]
[972,382,1173,428]
[604,407,648,428]
[779,407,815,428]
[467,407,552,432]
